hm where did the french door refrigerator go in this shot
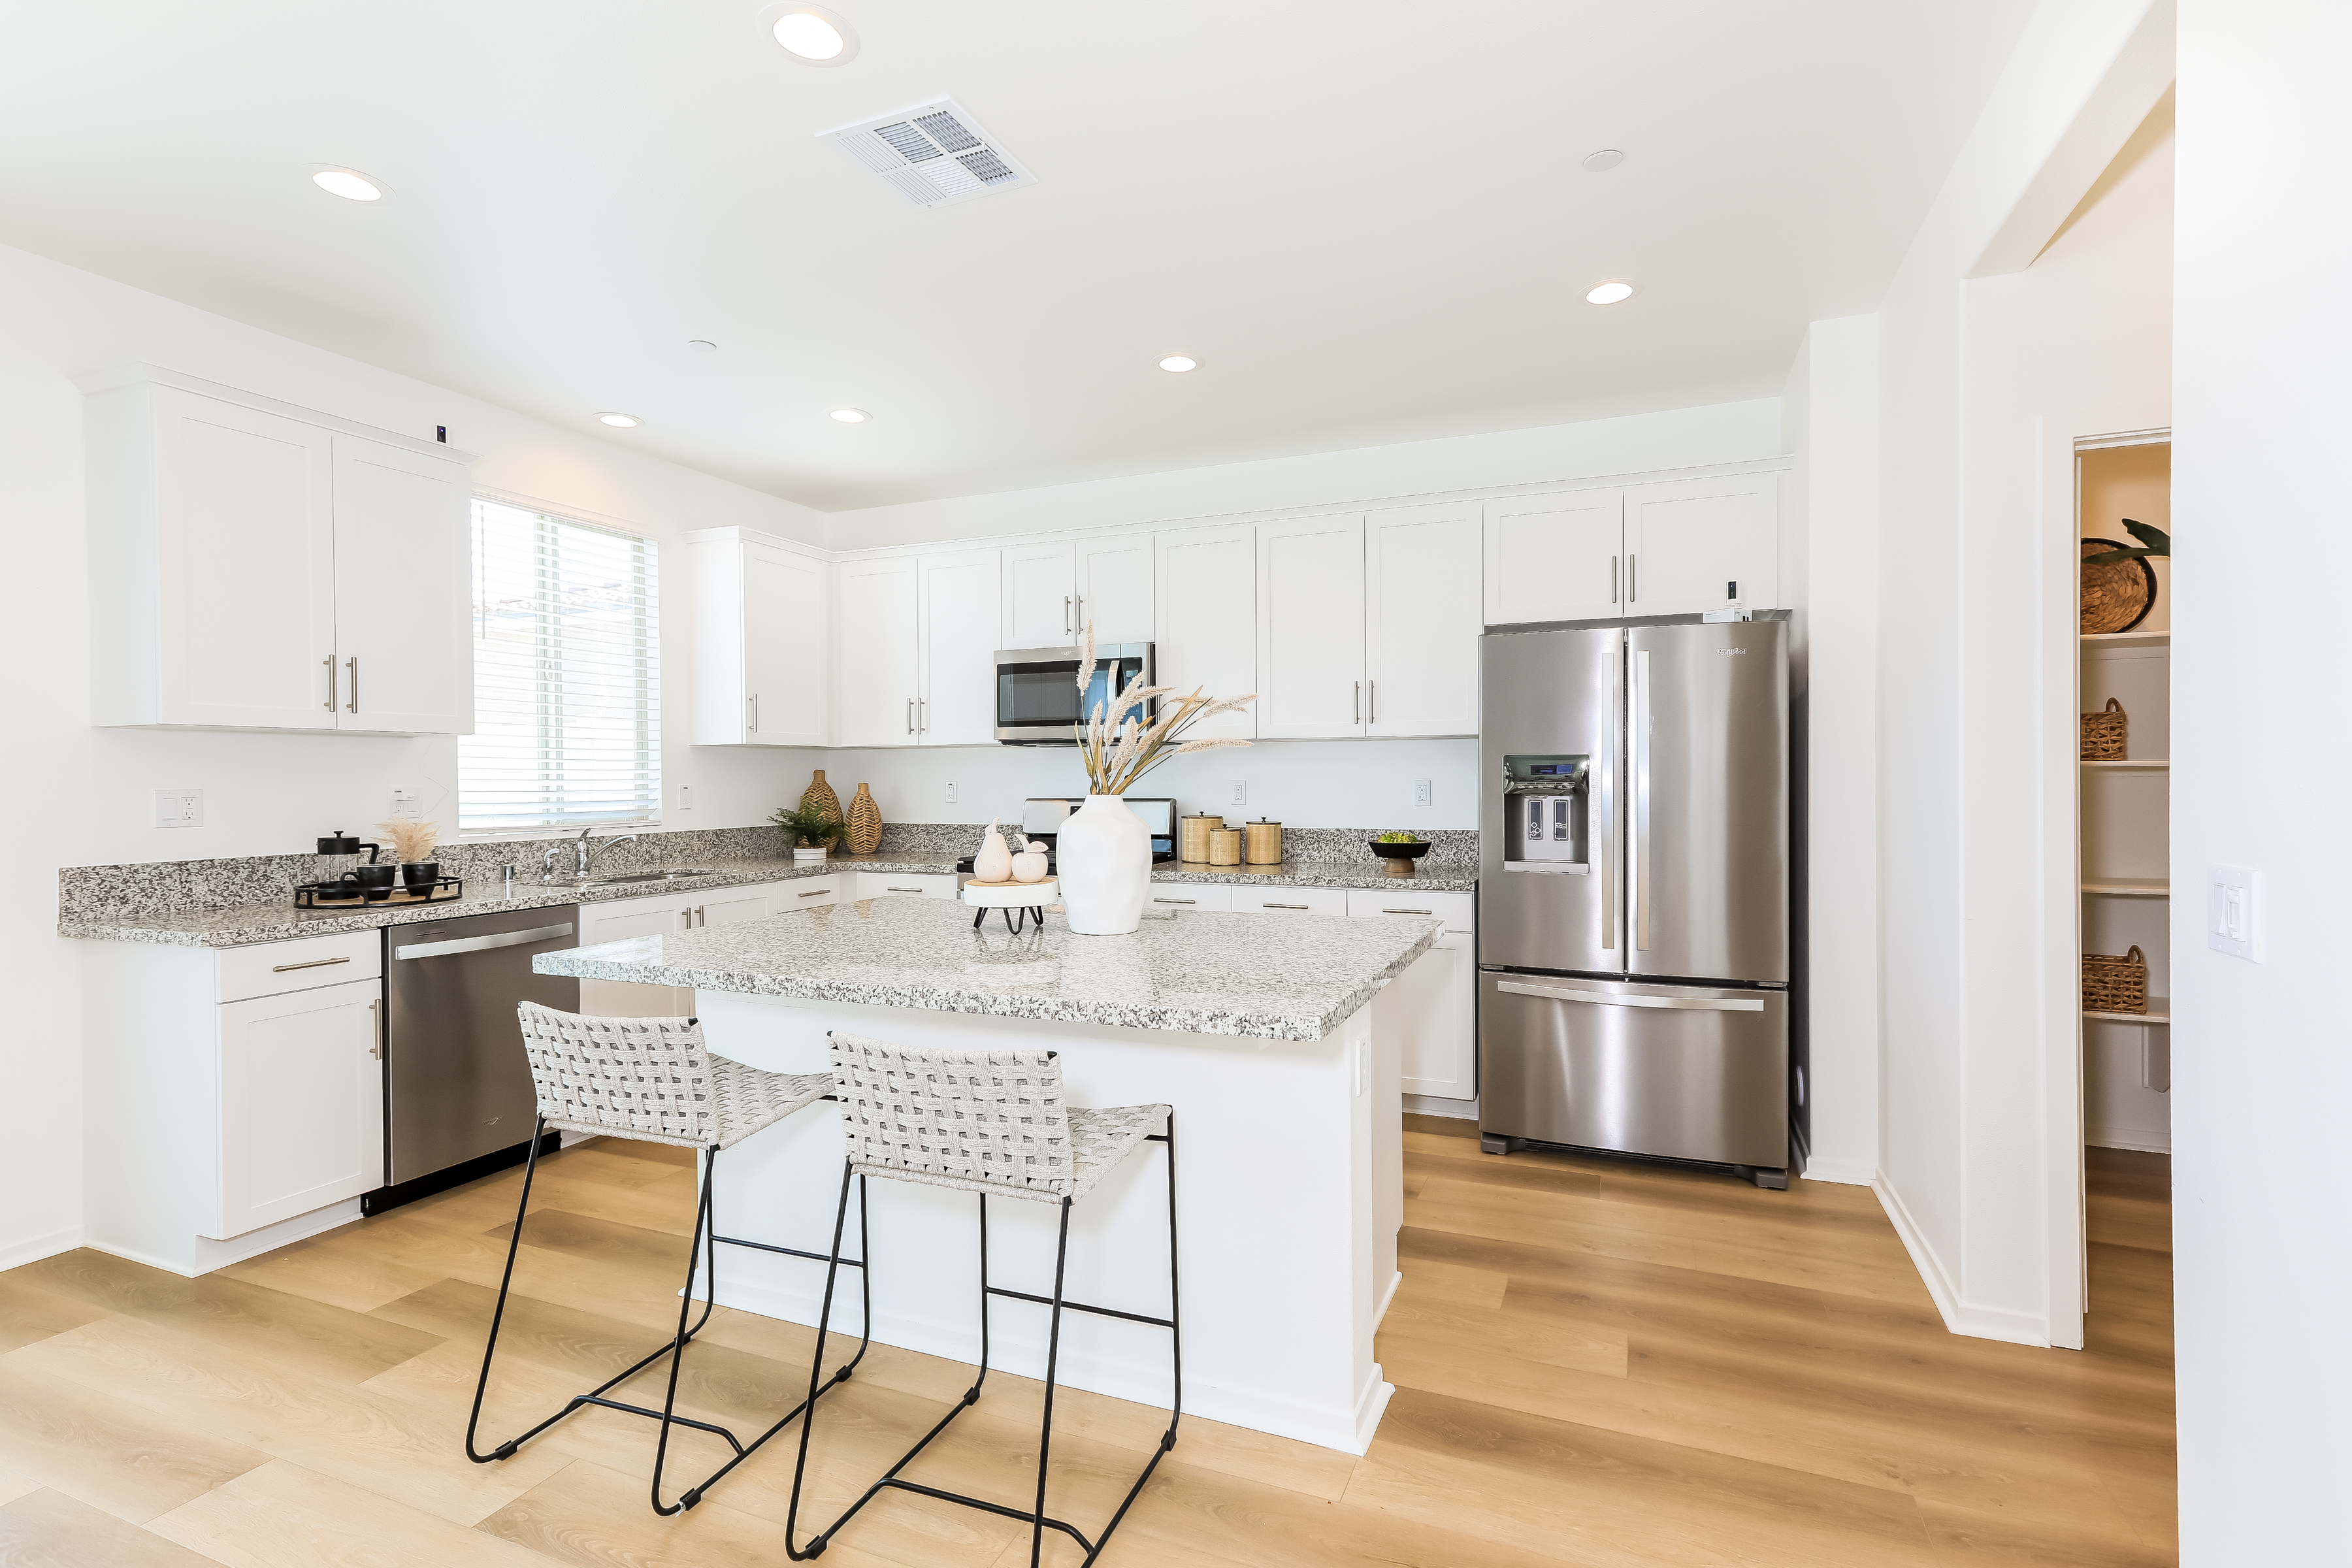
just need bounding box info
[1477,613,1792,1186]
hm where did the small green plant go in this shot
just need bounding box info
[2083,519,2170,564]
[1375,831,1424,843]
[769,804,841,850]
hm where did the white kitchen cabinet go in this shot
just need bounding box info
[856,872,958,900]
[918,549,1003,745]
[1343,888,1475,931]
[1483,489,1625,627]
[1145,884,1232,913]
[214,977,385,1239]
[1623,474,1778,616]
[1075,534,1154,643]
[690,531,831,746]
[1230,886,1350,917]
[836,557,921,746]
[79,365,476,735]
[1156,525,1258,738]
[1004,542,1079,647]
[1366,501,1482,738]
[1345,898,1476,1101]
[575,890,696,1016]
[1256,515,1367,740]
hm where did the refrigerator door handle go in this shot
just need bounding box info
[1497,980,1765,1013]
[1633,647,1652,951]
[1597,633,1618,949]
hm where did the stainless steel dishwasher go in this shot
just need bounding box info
[367,904,580,1213]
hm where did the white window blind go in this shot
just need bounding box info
[460,500,660,833]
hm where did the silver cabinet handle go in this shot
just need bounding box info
[1368,680,1375,723]
[272,955,352,973]
[323,656,336,711]
[1064,595,1072,634]
[346,656,358,713]
[1627,554,1637,603]
[1075,595,1084,629]
[906,698,915,734]
[368,996,382,1059]
[394,923,574,960]
[1610,556,1619,604]
[1498,979,1763,1013]
[1381,907,1433,915]
[749,693,759,734]
[1633,647,1651,951]
[1152,896,1197,905]
[918,698,926,733]
[1264,902,1310,910]
[1353,681,1360,723]
[798,887,830,898]
[886,886,923,893]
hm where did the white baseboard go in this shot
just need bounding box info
[1375,1267,1403,1328]
[0,1226,83,1273]
[1872,1174,2049,1348]
[1352,1367,1396,1454]
[1401,1094,1478,1120]
[86,1200,365,1279]
[2086,1128,2171,1154]
[1798,1156,1878,1186]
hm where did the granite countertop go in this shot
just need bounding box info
[61,853,1475,948]
[535,894,1440,1041]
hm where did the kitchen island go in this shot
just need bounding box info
[534,894,1443,1454]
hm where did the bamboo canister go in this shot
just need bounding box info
[1208,828,1243,866]
[1179,813,1221,863]
[1245,819,1283,864]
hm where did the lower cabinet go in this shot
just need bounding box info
[213,976,385,1239]
[1341,890,1477,1103]
[574,879,836,1015]
[1230,885,1349,917]
[856,872,958,900]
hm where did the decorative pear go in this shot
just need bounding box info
[1011,832,1049,883]
[973,819,1015,883]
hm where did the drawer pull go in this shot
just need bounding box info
[798,887,831,898]
[1497,979,1765,1013]
[1381,908,1434,915]
[272,955,351,973]
[1152,897,1197,906]
[1264,902,1311,910]
[886,886,923,893]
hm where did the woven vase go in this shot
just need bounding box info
[846,782,883,855]
[800,770,843,829]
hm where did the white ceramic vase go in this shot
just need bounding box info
[1056,793,1150,935]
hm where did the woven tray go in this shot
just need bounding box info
[2080,697,2128,760]
[2082,945,2148,1015]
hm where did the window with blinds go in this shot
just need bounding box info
[459,500,660,834]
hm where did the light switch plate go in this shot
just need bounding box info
[389,787,421,820]
[154,788,203,828]
[1414,779,1434,808]
[944,779,959,806]
[2207,864,2259,960]
[678,784,693,811]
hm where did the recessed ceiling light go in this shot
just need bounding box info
[596,412,642,428]
[1585,282,1636,305]
[762,3,859,65]
[830,408,870,423]
[688,339,717,351]
[1581,149,1625,172]
[312,167,388,201]
[1158,355,1198,373]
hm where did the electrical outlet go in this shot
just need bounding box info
[154,788,203,828]
[944,779,960,806]
[389,787,421,820]
[1414,779,1433,808]
[678,783,694,811]
[1230,780,1247,809]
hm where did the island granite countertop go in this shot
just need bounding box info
[59,853,1473,948]
[534,894,1441,1041]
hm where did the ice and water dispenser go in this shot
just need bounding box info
[1502,754,1588,867]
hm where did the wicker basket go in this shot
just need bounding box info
[2080,698,2128,761]
[2082,946,2148,1015]
[2081,538,2157,634]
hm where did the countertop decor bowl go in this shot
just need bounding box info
[1368,839,1433,863]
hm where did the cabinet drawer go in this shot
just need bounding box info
[857,872,958,900]
[777,876,841,909]
[218,930,382,1004]
[1145,884,1232,914]
[1345,889,1475,934]
[1231,887,1349,918]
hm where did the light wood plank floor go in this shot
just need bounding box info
[0,1121,2176,1566]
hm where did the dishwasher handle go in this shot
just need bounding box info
[393,923,574,960]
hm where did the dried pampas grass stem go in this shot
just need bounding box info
[376,818,440,862]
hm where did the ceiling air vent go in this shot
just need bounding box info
[822,98,1037,208]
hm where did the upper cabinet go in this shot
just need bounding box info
[689,530,831,746]
[917,549,1002,745]
[1003,542,1079,648]
[1622,474,1780,617]
[1366,500,1482,738]
[1075,534,1154,644]
[1156,525,1257,738]
[1483,489,1625,627]
[837,556,921,745]
[1257,515,1366,739]
[82,368,476,734]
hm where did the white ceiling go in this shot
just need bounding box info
[0,2,2034,511]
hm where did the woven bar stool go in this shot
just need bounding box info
[783,1032,1180,1566]
[465,1002,875,1516]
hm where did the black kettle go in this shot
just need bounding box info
[317,831,380,882]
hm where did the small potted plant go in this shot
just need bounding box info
[770,804,842,862]
[1369,830,1431,875]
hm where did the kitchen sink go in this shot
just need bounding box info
[548,867,723,888]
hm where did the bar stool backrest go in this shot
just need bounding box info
[828,1032,1074,1200]
[517,1001,718,1149]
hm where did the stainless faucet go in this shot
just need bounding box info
[576,828,638,877]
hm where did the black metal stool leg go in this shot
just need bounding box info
[785,1158,860,1560]
[649,1145,721,1515]
[1030,1197,1075,1567]
[464,1116,548,1463]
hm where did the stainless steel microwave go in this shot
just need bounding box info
[994,643,1154,745]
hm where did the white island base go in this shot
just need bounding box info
[691,985,1410,1456]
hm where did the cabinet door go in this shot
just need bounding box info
[1003,543,1078,648]
[1075,534,1154,643]
[836,557,921,746]
[743,544,830,745]
[150,388,339,730]
[576,896,692,1017]
[1483,489,1624,626]
[331,436,472,734]
[696,885,778,926]
[1623,475,1778,616]
[1389,930,1475,1100]
[212,977,384,1238]
[1366,501,1481,737]
[918,549,1002,745]
[856,872,958,899]
[1257,515,1366,739]
[1154,525,1258,739]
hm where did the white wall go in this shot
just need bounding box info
[1849,0,2172,1346]
[0,239,824,1267]
[2172,1,2352,1556]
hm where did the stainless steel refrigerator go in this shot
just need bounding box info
[1477,613,1792,1187]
